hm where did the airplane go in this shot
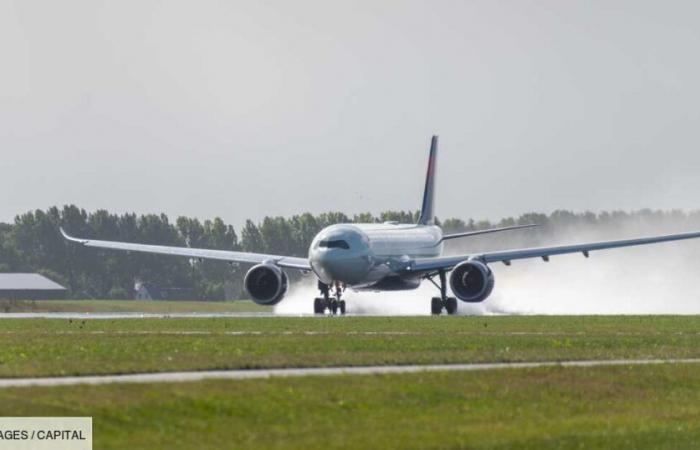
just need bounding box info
[61,136,700,315]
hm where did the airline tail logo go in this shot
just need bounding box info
[418,135,438,225]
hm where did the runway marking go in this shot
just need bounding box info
[0,330,696,337]
[0,358,699,388]
[0,313,285,319]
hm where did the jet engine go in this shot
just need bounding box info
[449,260,494,303]
[244,264,288,305]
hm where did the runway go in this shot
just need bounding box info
[0,312,445,319]
[1,358,699,388]
[0,312,284,319]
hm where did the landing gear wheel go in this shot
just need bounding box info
[313,297,326,315]
[431,297,443,315]
[330,299,339,315]
[429,270,456,316]
[445,297,458,315]
[339,300,346,315]
[316,281,331,315]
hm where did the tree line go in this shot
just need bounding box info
[0,205,698,300]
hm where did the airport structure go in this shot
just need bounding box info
[0,273,67,300]
[134,280,195,301]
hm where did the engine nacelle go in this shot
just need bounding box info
[244,264,288,305]
[449,260,495,303]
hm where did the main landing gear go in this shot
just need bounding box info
[314,281,346,315]
[428,270,458,315]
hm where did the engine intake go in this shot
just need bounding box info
[244,264,288,305]
[449,260,494,303]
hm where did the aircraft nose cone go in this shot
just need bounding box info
[309,225,372,285]
[313,251,371,284]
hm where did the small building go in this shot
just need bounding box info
[0,273,67,300]
[134,281,195,301]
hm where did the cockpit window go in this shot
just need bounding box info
[319,239,350,249]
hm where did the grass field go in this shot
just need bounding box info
[0,299,269,313]
[1,316,700,377]
[2,315,700,449]
[2,363,700,449]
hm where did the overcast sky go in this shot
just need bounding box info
[2,0,700,227]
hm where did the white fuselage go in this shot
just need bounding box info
[309,223,443,289]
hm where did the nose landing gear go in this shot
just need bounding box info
[427,270,458,315]
[314,281,346,315]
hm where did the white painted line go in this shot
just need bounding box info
[0,312,285,319]
[1,358,699,388]
[3,330,693,337]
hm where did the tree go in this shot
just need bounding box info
[241,220,263,252]
[3,205,697,300]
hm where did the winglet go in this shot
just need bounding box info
[417,135,438,225]
[60,227,88,244]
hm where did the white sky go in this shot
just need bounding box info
[2,0,700,227]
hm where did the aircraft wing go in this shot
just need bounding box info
[441,224,538,241]
[409,230,700,273]
[60,228,311,270]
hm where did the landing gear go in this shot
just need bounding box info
[445,297,458,315]
[314,281,347,315]
[431,297,442,315]
[427,270,458,315]
[314,280,330,314]
[314,297,326,314]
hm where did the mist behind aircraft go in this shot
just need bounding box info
[276,214,700,315]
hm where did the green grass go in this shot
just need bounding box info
[3,363,700,449]
[3,316,700,449]
[0,299,269,313]
[1,316,700,377]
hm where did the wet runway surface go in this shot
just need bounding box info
[0,312,440,319]
[0,312,298,319]
[0,358,699,388]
